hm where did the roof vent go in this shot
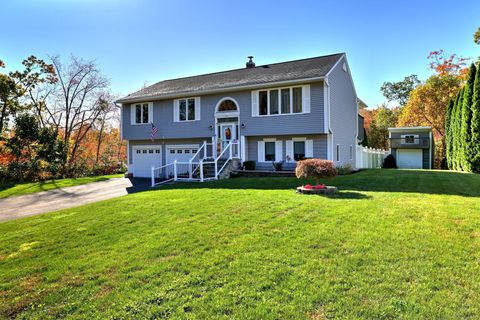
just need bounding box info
[246,56,255,68]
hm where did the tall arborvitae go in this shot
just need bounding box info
[452,88,464,170]
[460,64,477,172]
[445,99,454,169]
[471,64,480,173]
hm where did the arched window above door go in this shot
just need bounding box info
[218,99,238,112]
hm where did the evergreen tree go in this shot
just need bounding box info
[445,99,454,169]
[452,88,464,170]
[471,65,480,172]
[460,64,476,172]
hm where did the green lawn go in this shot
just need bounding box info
[1,170,480,319]
[0,174,124,198]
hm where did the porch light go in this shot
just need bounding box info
[209,125,213,130]
[241,123,246,128]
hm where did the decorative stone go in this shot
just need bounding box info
[296,186,338,195]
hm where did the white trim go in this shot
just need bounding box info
[215,97,240,115]
[166,144,200,149]
[131,102,153,125]
[252,85,310,117]
[388,126,432,132]
[117,76,326,104]
[173,97,201,122]
[323,79,331,134]
[240,135,246,163]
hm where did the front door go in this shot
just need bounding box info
[219,123,236,150]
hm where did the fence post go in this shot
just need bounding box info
[174,160,178,181]
[229,142,232,159]
[200,159,204,182]
[189,160,193,180]
[151,166,155,187]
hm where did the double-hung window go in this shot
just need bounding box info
[258,139,283,162]
[131,102,152,124]
[174,97,200,122]
[254,85,310,116]
[286,138,313,162]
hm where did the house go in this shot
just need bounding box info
[116,53,360,180]
[388,126,434,169]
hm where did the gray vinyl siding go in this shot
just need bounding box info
[128,138,207,166]
[246,134,327,171]
[121,82,325,140]
[329,57,358,167]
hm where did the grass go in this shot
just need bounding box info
[0,174,124,198]
[1,169,480,319]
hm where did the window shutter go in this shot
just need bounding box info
[148,103,153,123]
[305,139,313,158]
[257,141,265,162]
[251,91,258,117]
[130,104,135,124]
[195,97,201,120]
[275,141,283,161]
[173,100,179,122]
[303,85,311,113]
[286,141,293,162]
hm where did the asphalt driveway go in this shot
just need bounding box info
[0,177,151,222]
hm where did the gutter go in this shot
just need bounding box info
[115,76,326,104]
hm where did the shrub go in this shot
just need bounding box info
[272,161,283,171]
[243,161,255,170]
[295,159,337,185]
[382,154,397,169]
[337,163,353,175]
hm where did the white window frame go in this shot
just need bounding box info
[286,137,314,162]
[257,138,283,163]
[401,134,419,144]
[173,97,201,122]
[252,85,310,117]
[131,102,153,125]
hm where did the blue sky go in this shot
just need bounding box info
[1,0,479,108]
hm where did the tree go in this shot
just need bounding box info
[452,88,464,170]
[0,73,19,136]
[445,99,454,169]
[427,50,469,78]
[471,66,480,172]
[380,75,420,107]
[459,64,476,171]
[474,27,480,45]
[37,56,110,163]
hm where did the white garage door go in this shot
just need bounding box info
[397,149,423,169]
[132,146,162,177]
[166,145,199,164]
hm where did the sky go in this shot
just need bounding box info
[1,0,479,108]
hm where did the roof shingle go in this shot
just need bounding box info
[117,53,343,103]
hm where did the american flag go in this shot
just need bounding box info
[150,123,158,141]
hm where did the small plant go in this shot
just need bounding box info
[382,154,397,169]
[295,159,337,185]
[272,160,284,171]
[337,163,353,175]
[243,160,256,170]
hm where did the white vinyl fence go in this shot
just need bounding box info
[356,145,389,169]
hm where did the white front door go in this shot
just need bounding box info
[397,149,423,169]
[132,146,162,177]
[218,123,236,149]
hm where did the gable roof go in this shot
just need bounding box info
[117,53,344,103]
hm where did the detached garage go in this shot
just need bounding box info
[388,126,434,169]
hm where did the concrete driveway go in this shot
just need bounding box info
[0,177,151,222]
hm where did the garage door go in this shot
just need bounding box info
[132,146,162,177]
[397,149,423,169]
[166,145,199,164]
